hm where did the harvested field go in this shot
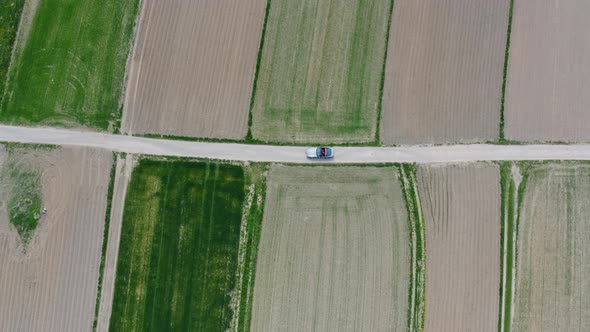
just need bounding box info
[251,165,410,331]
[122,0,267,139]
[505,1,590,142]
[251,0,391,144]
[381,0,509,145]
[512,163,590,331]
[0,0,140,130]
[0,145,113,331]
[109,160,247,331]
[418,163,500,332]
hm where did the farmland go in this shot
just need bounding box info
[512,163,590,331]
[505,0,590,142]
[381,0,509,144]
[0,145,113,331]
[250,0,391,144]
[0,0,25,100]
[121,0,266,139]
[251,165,410,330]
[418,163,500,331]
[0,0,139,130]
[109,159,253,331]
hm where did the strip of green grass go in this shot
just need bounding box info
[109,159,246,331]
[237,163,268,331]
[0,0,25,101]
[251,0,391,143]
[92,152,117,331]
[400,163,425,332]
[499,0,515,142]
[499,162,516,332]
[0,0,139,129]
[374,0,394,145]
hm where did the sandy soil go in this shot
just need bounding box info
[121,0,266,139]
[512,164,590,331]
[505,1,590,142]
[96,154,136,332]
[381,0,509,144]
[251,165,410,331]
[0,146,112,331]
[418,163,500,332]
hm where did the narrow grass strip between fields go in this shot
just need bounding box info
[400,164,426,332]
[498,162,516,332]
[236,163,268,332]
[374,0,394,145]
[246,0,272,141]
[499,0,515,142]
[0,0,25,104]
[92,152,118,331]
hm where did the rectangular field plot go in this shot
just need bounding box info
[505,1,590,142]
[109,160,247,331]
[512,163,590,331]
[0,0,139,130]
[0,145,113,331]
[418,163,500,331]
[252,165,410,330]
[251,0,391,144]
[381,0,509,144]
[121,0,267,139]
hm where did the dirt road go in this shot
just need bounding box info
[2,125,590,162]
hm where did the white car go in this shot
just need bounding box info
[306,147,334,159]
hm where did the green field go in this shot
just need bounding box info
[251,0,392,144]
[0,0,139,130]
[0,0,25,101]
[109,159,247,331]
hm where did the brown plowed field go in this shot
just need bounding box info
[381,0,509,144]
[418,163,500,332]
[0,146,112,331]
[252,165,410,331]
[512,164,590,331]
[505,1,590,142]
[121,0,267,139]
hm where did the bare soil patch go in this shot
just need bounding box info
[505,1,590,142]
[418,163,500,331]
[512,163,590,331]
[381,0,509,144]
[121,0,267,139]
[251,165,410,331]
[0,146,112,331]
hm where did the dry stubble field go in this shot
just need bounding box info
[505,0,590,142]
[512,163,590,331]
[122,0,267,139]
[252,165,410,331]
[418,163,500,332]
[381,0,509,144]
[0,145,112,331]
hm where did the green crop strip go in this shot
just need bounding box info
[4,161,41,245]
[0,0,25,103]
[499,0,514,142]
[374,0,394,145]
[0,0,140,130]
[498,162,516,332]
[246,0,272,141]
[237,163,268,331]
[109,159,246,331]
[92,152,117,331]
[400,163,425,332]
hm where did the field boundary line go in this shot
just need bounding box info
[499,0,515,142]
[374,0,394,145]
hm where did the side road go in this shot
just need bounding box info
[1,125,590,163]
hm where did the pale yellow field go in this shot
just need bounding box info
[252,165,410,331]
